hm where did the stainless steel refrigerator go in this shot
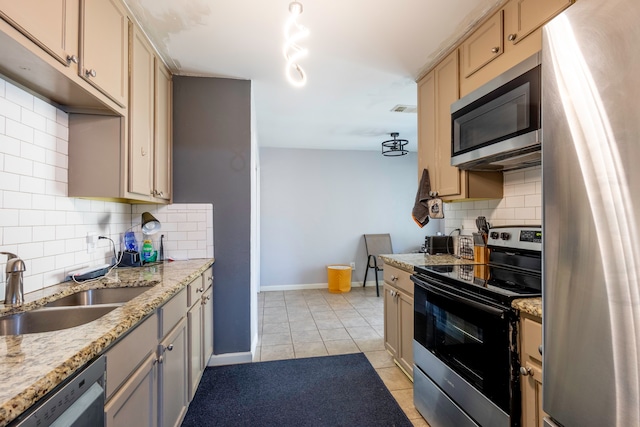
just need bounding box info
[542,0,640,426]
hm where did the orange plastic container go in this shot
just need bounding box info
[327,265,352,293]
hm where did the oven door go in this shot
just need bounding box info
[413,274,512,414]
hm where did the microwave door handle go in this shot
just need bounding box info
[421,280,506,317]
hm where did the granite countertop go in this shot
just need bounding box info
[380,253,475,273]
[512,297,542,318]
[381,254,542,319]
[0,258,214,427]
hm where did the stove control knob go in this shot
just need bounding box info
[490,232,499,240]
[500,232,510,240]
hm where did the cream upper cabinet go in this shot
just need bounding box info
[460,10,503,78]
[80,0,129,108]
[129,24,155,200]
[154,62,172,202]
[0,0,79,68]
[504,0,574,47]
[418,50,503,200]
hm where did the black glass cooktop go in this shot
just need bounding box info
[413,263,541,303]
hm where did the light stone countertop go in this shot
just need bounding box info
[380,253,475,273]
[512,297,542,318]
[381,254,542,319]
[0,258,214,427]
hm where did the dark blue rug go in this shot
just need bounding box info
[181,353,413,427]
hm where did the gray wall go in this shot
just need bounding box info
[173,76,252,354]
[260,148,444,288]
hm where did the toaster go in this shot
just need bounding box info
[423,235,453,255]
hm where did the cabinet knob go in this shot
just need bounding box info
[141,147,147,156]
[520,366,532,376]
[66,55,79,65]
[508,33,517,42]
[85,69,97,78]
[491,47,500,53]
[207,276,213,282]
[167,344,174,351]
[197,287,204,293]
[538,344,543,355]
[391,275,398,282]
[157,355,164,364]
[207,295,211,301]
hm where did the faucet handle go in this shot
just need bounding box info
[0,252,17,261]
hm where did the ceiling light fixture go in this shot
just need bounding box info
[381,133,409,157]
[283,1,309,87]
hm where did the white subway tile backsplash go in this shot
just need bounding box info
[505,196,525,208]
[524,168,541,182]
[514,207,536,220]
[0,76,212,295]
[0,172,20,191]
[3,191,31,209]
[0,135,22,156]
[512,182,537,196]
[20,176,46,194]
[525,194,541,207]
[4,227,33,244]
[6,118,34,143]
[5,82,33,110]
[503,170,525,185]
[21,108,47,131]
[33,98,57,121]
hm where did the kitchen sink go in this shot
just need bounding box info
[44,286,154,308]
[0,306,118,336]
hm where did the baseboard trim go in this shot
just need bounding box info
[260,281,380,292]
[207,351,253,366]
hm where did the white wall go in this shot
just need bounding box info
[259,147,444,288]
[443,166,542,234]
[0,77,213,299]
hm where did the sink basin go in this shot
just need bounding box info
[0,306,118,336]
[44,286,153,308]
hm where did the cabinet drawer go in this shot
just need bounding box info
[160,288,186,338]
[187,275,204,308]
[522,316,542,363]
[105,312,158,399]
[203,268,214,291]
[383,264,413,296]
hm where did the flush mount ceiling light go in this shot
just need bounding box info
[283,1,309,87]
[381,133,409,157]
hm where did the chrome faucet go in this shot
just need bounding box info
[1,252,25,306]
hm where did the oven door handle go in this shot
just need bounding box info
[418,279,507,317]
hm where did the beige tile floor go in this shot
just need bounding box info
[254,286,430,427]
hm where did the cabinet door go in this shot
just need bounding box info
[159,317,189,427]
[433,50,460,197]
[80,0,129,107]
[417,71,436,183]
[187,303,203,402]
[105,353,158,427]
[202,286,214,367]
[522,361,544,427]
[460,11,503,78]
[383,285,399,357]
[398,292,414,377]
[154,61,172,201]
[504,0,573,46]
[128,24,154,199]
[0,0,79,67]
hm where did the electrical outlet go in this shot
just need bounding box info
[86,232,98,253]
[350,261,356,270]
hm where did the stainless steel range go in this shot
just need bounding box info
[411,226,542,427]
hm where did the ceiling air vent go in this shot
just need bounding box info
[390,104,417,113]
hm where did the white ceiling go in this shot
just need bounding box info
[123,0,501,152]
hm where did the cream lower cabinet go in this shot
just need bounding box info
[383,264,414,378]
[520,313,546,427]
[187,269,214,401]
[104,286,197,427]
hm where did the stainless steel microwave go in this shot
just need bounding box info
[450,53,541,171]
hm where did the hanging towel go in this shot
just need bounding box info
[412,169,431,228]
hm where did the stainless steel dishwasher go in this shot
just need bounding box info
[11,355,105,427]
